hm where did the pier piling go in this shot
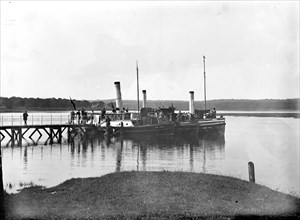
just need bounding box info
[120,122,124,136]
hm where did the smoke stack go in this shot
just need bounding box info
[142,90,147,108]
[189,91,195,114]
[114,81,123,113]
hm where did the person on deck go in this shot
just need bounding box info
[101,107,106,119]
[211,108,216,118]
[177,111,182,122]
[105,116,111,127]
[158,111,164,124]
[23,111,28,125]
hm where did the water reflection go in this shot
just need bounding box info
[117,134,225,174]
[2,133,225,193]
[23,146,28,170]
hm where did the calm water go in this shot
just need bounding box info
[1,114,299,197]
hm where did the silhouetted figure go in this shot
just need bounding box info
[82,109,88,124]
[211,108,216,118]
[70,110,75,124]
[23,111,28,125]
[101,107,106,119]
[76,110,81,124]
[90,111,94,124]
[106,116,111,127]
[177,111,182,122]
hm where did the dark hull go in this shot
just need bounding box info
[174,119,226,137]
[112,123,174,136]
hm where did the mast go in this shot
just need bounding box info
[136,60,140,119]
[203,55,207,110]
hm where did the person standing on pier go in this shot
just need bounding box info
[90,111,94,124]
[105,116,111,127]
[101,107,106,119]
[76,110,81,124]
[70,110,75,124]
[23,111,28,125]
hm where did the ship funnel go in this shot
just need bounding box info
[114,81,123,113]
[189,91,195,114]
[142,90,147,108]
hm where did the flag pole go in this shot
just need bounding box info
[203,55,207,111]
[136,61,140,119]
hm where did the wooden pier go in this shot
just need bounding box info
[0,124,102,146]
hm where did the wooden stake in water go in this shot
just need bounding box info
[248,161,255,183]
[203,55,207,111]
[136,60,140,119]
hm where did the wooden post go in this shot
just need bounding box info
[50,128,53,144]
[120,122,123,136]
[0,144,5,219]
[58,127,62,143]
[11,129,15,146]
[18,128,22,146]
[248,161,255,183]
[67,127,70,139]
[67,127,71,142]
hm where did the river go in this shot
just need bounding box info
[1,112,299,197]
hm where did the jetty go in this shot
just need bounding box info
[0,124,101,146]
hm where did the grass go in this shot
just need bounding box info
[4,171,300,219]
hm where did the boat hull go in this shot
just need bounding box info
[112,123,175,136]
[174,118,226,137]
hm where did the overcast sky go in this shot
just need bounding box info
[1,1,299,101]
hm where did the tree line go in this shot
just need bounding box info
[0,97,105,111]
[0,96,299,112]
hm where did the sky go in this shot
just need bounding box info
[0,1,299,101]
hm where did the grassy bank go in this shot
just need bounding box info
[4,171,300,219]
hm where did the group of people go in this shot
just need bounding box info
[155,108,218,124]
[111,107,129,114]
[22,107,218,127]
[70,109,94,125]
[206,108,217,119]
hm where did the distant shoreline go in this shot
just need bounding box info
[220,112,300,118]
[0,109,299,118]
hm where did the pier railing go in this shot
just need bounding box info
[0,115,71,126]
